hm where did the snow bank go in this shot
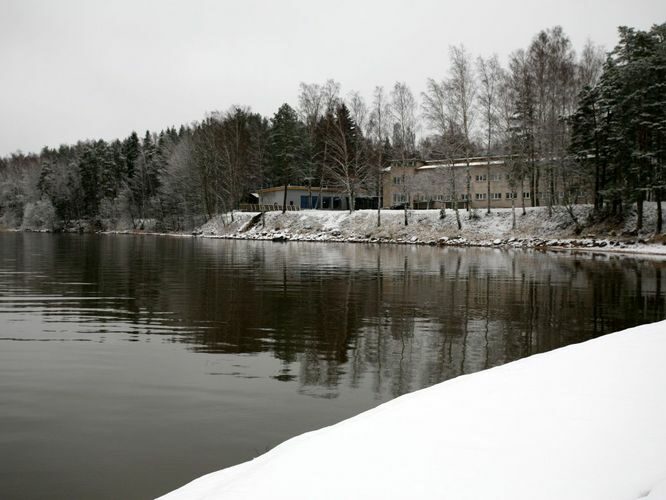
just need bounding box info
[197,205,666,256]
[158,320,666,500]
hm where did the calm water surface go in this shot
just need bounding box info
[0,232,664,499]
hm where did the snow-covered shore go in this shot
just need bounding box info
[196,205,666,256]
[159,320,666,500]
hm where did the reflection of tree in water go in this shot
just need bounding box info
[4,234,665,399]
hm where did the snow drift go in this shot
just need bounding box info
[158,320,666,500]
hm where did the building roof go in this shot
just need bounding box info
[257,185,345,194]
[417,159,507,170]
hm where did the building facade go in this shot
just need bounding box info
[382,157,593,210]
[257,186,351,210]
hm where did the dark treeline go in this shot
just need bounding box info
[570,24,666,231]
[0,23,663,232]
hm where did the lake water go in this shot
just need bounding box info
[0,232,664,499]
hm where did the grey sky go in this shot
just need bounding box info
[1,0,664,156]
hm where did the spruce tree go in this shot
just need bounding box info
[269,103,305,213]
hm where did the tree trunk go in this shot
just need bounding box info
[657,188,663,233]
[486,160,491,214]
[282,184,288,214]
[376,170,382,227]
[548,165,554,218]
[466,159,471,212]
[594,159,601,211]
[403,169,408,226]
[512,198,516,229]
[637,192,644,231]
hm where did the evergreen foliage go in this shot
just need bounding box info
[570,23,666,230]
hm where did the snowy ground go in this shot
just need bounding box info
[158,320,666,500]
[197,204,666,256]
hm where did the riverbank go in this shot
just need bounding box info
[9,203,666,257]
[159,319,666,500]
[196,204,666,256]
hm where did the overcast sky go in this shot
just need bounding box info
[1,0,664,156]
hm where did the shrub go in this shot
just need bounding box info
[22,199,57,231]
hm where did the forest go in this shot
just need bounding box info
[0,23,664,232]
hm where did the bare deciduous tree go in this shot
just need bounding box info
[476,54,503,214]
[421,78,464,229]
[449,44,476,212]
[577,39,605,91]
[347,91,370,137]
[390,81,417,225]
[368,86,391,227]
[326,104,367,213]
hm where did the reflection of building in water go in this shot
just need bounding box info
[175,243,665,399]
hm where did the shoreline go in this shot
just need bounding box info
[195,205,666,257]
[7,207,666,258]
[196,230,666,257]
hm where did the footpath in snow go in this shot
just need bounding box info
[197,205,666,256]
[158,320,666,500]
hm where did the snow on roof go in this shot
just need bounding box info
[257,185,343,194]
[417,159,507,170]
[159,319,666,500]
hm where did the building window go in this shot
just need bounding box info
[523,192,531,199]
[475,174,487,182]
[461,193,469,201]
[392,176,402,185]
[506,192,517,199]
[489,174,503,181]
[435,194,444,201]
[393,193,406,204]
[491,193,502,200]
[475,193,487,200]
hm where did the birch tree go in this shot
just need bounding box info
[390,81,417,225]
[326,104,366,213]
[347,90,370,137]
[368,86,391,226]
[448,45,476,211]
[422,77,463,229]
[476,54,503,214]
